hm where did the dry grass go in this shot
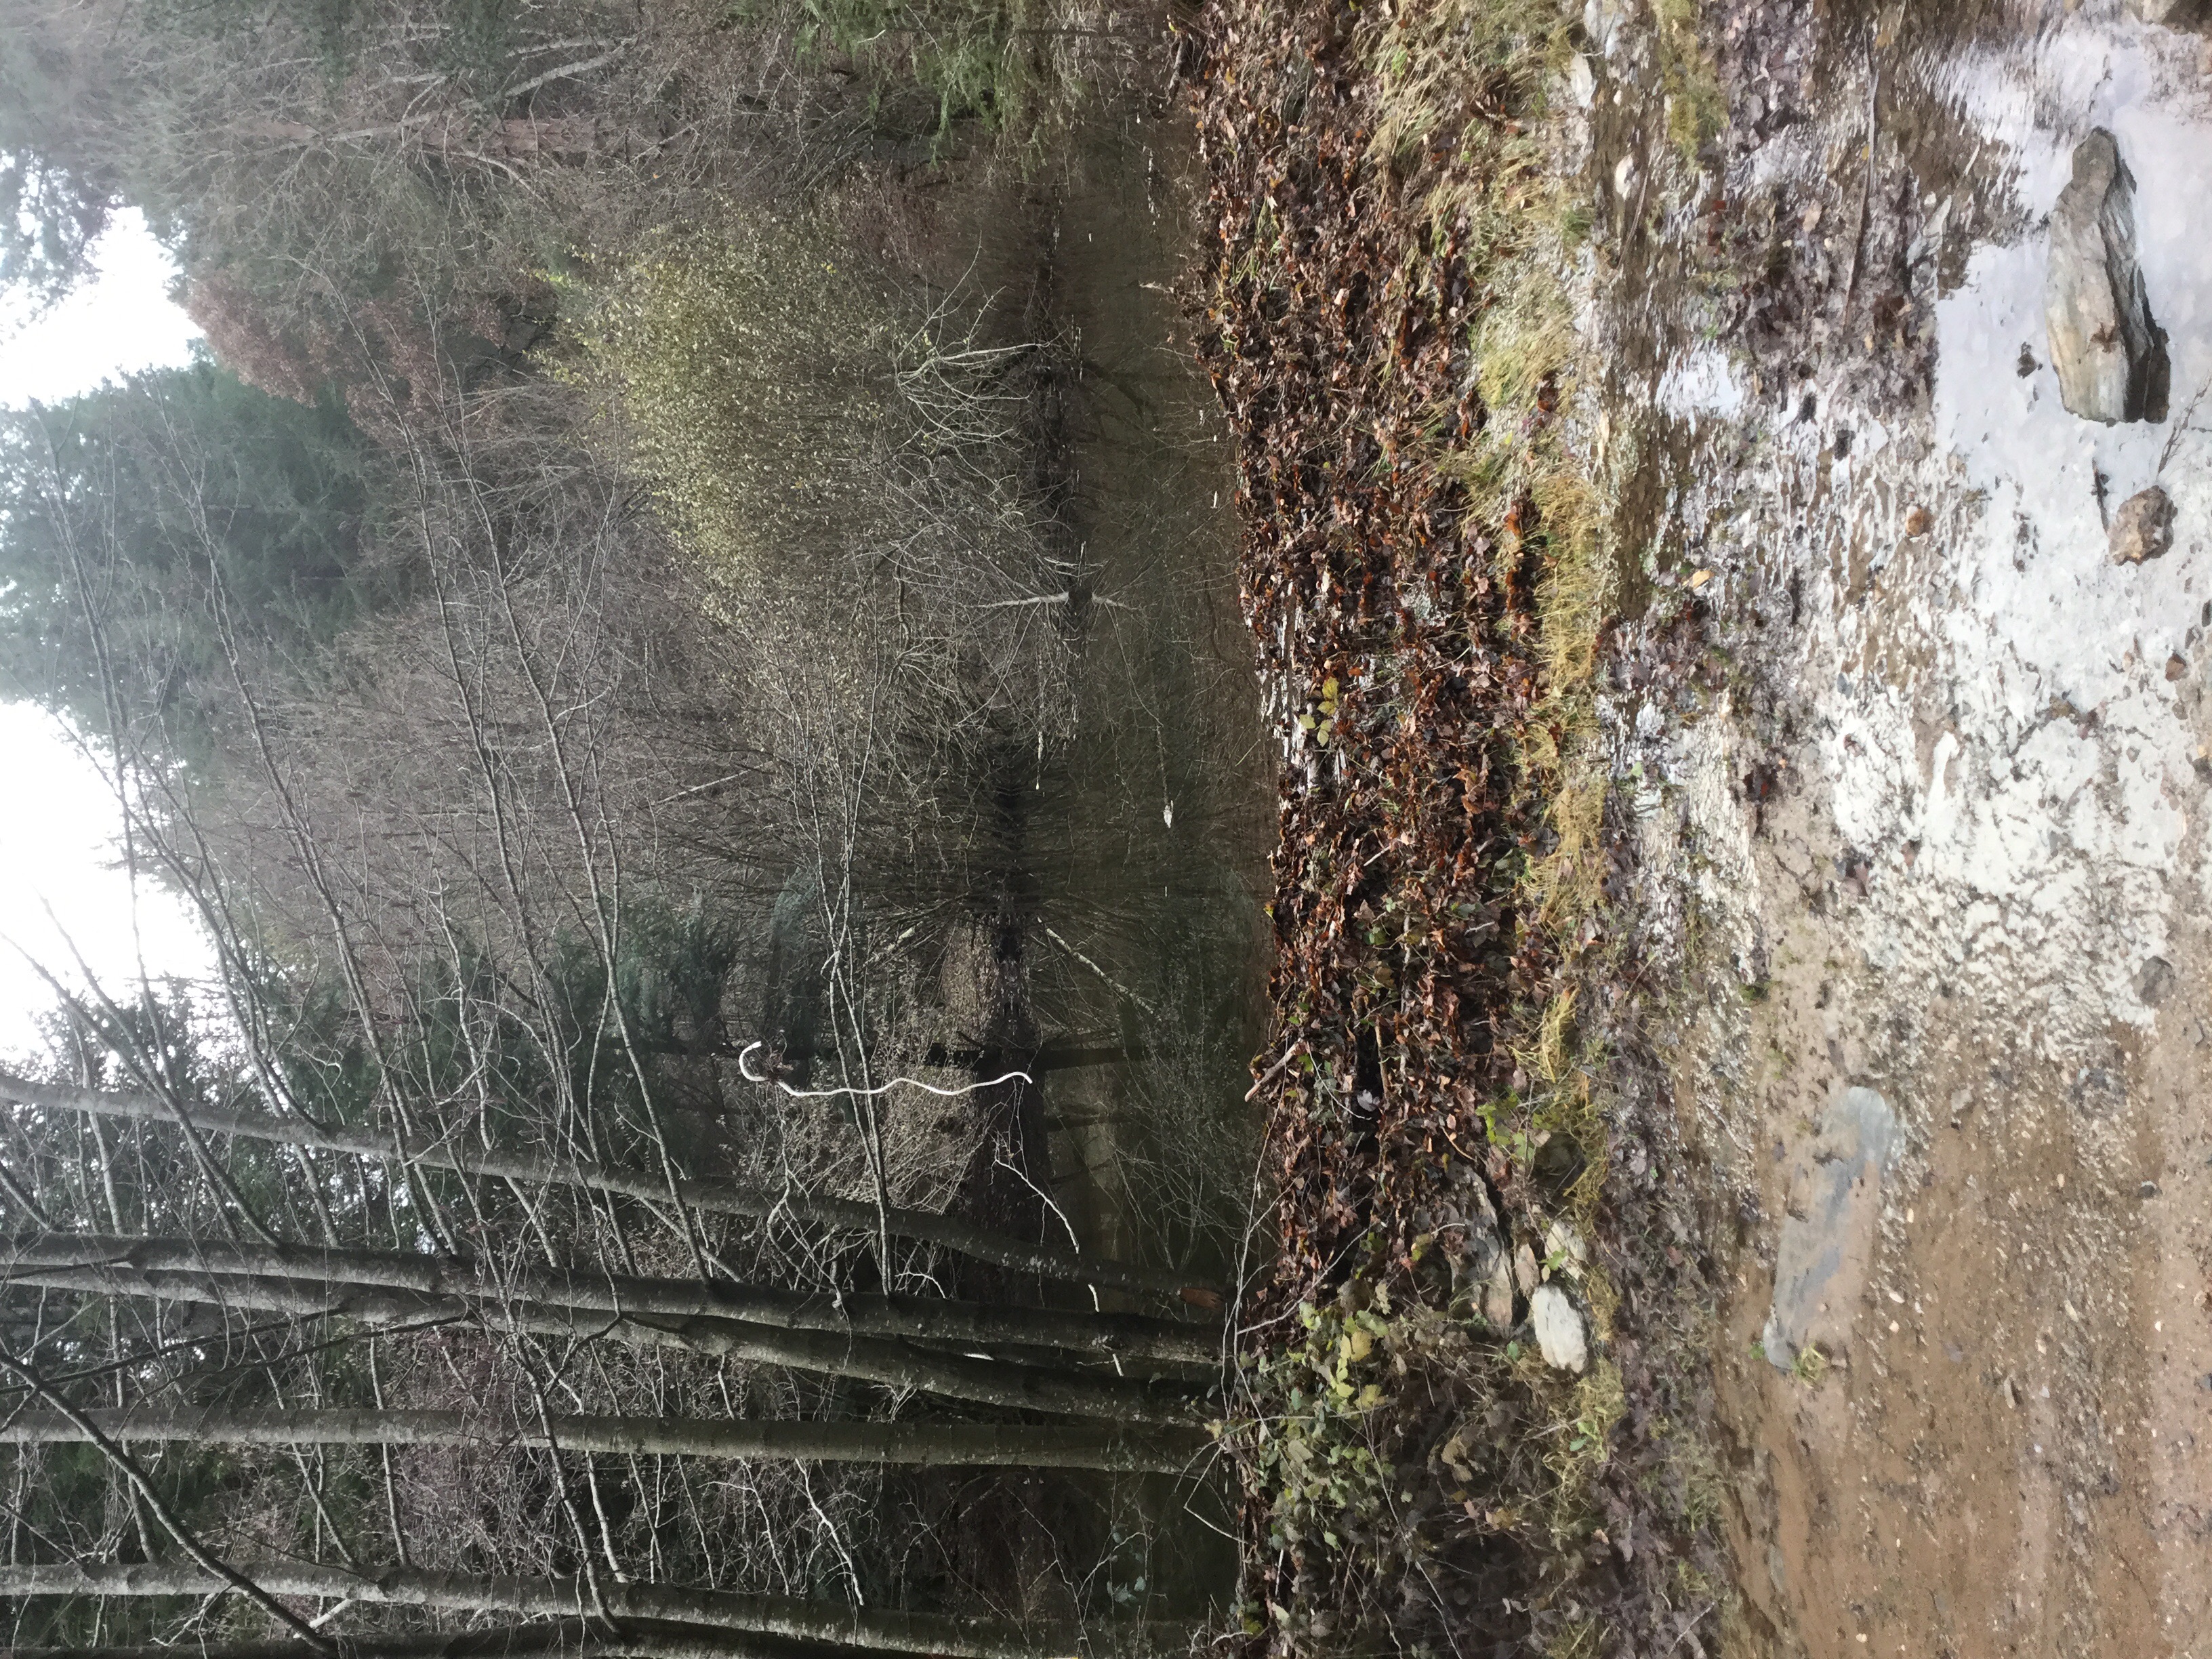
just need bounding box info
[1365,0,1635,1610]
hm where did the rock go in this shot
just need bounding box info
[1904,505,1933,536]
[2046,130,2170,425]
[1513,1242,1540,1294]
[2110,485,2175,563]
[1483,1255,1516,1330]
[2135,954,2177,1006]
[1543,1218,1589,1279]
[1763,1086,1899,1372]
[1458,1227,1517,1331]
[2128,0,2212,28]
[2168,653,2190,681]
[1566,54,1597,108]
[1530,1285,1588,1374]
[1583,0,1631,57]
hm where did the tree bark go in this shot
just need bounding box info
[0,1073,1211,1304]
[0,1235,1215,1366]
[0,1406,1208,1472]
[1,1620,861,1659]
[0,1561,1201,1659]
[0,1261,1208,1425]
[0,1620,844,1659]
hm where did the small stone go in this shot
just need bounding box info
[1905,506,1933,536]
[1483,1261,1516,1331]
[1513,1242,1540,1294]
[1567,54,1597,108]
[2139,1179,2161,1198]
[2135,955,2176,1006]
[1613,155,1639,200]
[1530,1285,1589,1374]
[2110,486,2175,564]
[2168,653,2190,681]
[1544,1218,1589,1279]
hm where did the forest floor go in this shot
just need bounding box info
[1189,1,1730,1654]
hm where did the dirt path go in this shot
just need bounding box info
[1576,2,2212,1654]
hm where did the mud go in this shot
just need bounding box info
[1580,1,2212,1654]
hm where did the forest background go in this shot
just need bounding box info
[0,0,1277,1654]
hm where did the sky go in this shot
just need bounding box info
[0,209,213,1061]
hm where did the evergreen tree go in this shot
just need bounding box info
[0,360,389,743]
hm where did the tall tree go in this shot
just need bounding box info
[0,362,386,742]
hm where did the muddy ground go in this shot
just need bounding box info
[1577,1,2212,1655]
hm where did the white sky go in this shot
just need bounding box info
[0,209,212,1061]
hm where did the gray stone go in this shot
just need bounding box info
[1513,1242,1540,1295]
[1762,1086,1899,1372]
[1530,1285,1588,1374]
[2128,0,2212,28]
[1483,1253,1516,1331]
[1456,1227,1518,1332]
[1582,0,1631,58]
[2135,953,2177,1003]
[2110,486,2175,564]
[2046,130,2169,426]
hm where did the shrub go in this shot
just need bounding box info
[558,222,901,587]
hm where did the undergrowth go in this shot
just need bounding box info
[790,0,1031,136]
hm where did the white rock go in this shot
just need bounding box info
[1544,1219,1589,1279]
[1567,54,1597,109]
[1531,1285,1588,1374]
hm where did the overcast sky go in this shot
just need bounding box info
[0,209,211,1061]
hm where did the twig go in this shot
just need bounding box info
[1243,1041,1307,1102]
[1039,925,1162,1019]
[2158,368,2212,475]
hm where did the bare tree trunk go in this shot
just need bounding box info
[0,1407,1207,1472]
[0,1561,1198,1659]
[0,1261,1206,1424]
[1,1620,865,1659]
[0,1235,1215,1366]
[0,1074,1212,1305]
[0,1620,847,1659]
